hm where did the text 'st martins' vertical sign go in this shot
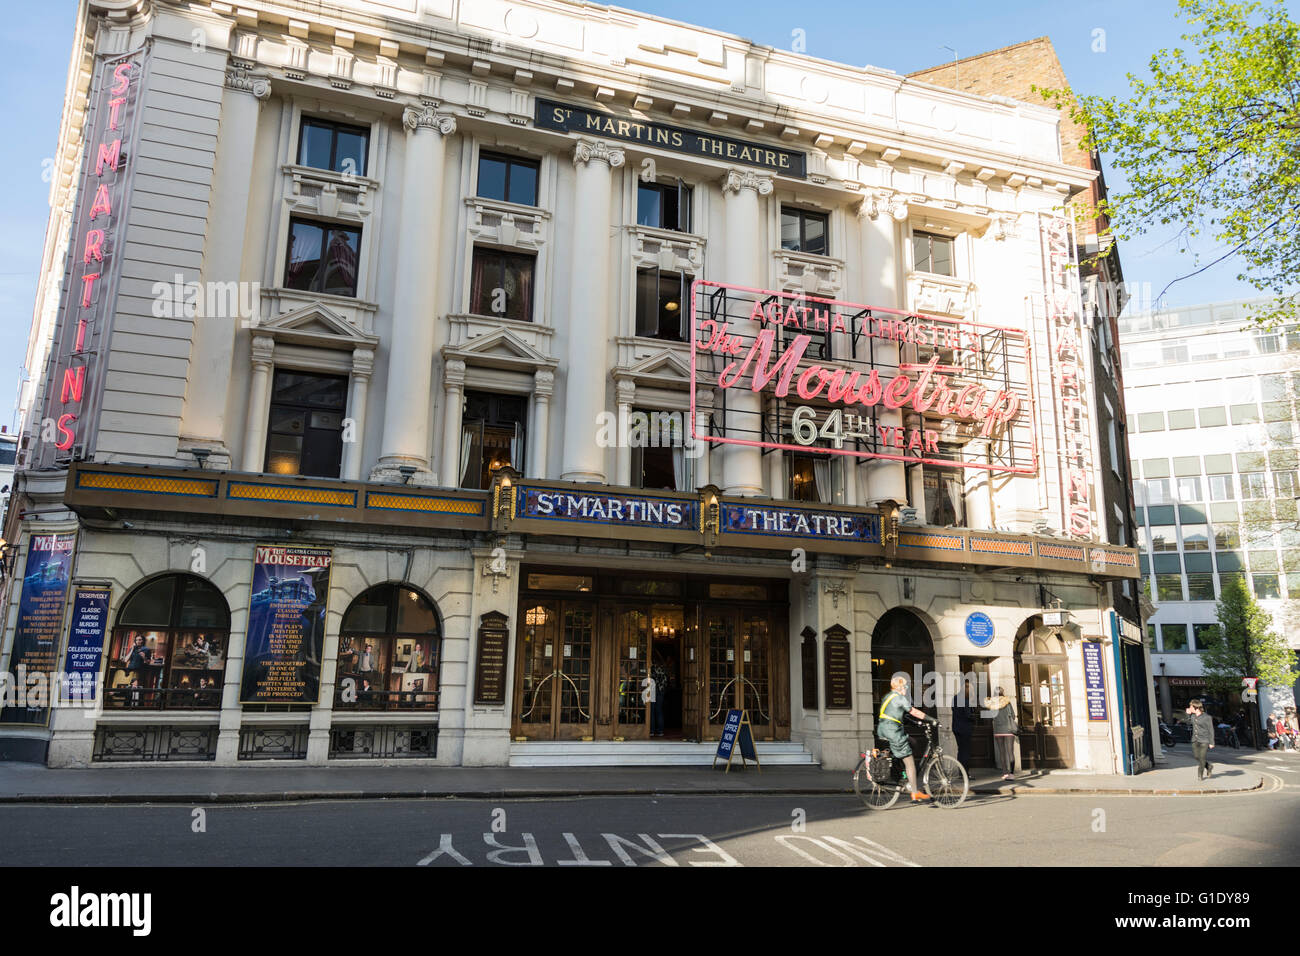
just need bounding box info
[36,50,145,467]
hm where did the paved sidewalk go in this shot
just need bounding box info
[0,747,1269,803]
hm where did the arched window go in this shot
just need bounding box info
[106,574,230,710]
[870,608,936,726]
[336,584,441,710]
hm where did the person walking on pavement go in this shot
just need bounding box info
[1188,698,1215,781]
[952,679,976,769]
[984,688,1017,781]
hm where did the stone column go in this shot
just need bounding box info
[615,376,635,487]
[181,65,270,466]
[858,196,909,503]
[341,347,373,481]
[241,335,275,471]
[560,139,624,483]
[374,106,456,483]
[531,369,554,478]
[720,168,771,497]
[693,387,713,489]
[439,358,466,488]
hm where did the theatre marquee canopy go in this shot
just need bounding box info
[61,464,1139,579]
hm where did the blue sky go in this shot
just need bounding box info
[1,0,1293,429]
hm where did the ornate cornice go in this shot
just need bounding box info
[572,139,625,168]
[403,105,456,135]
[720,168,773,196]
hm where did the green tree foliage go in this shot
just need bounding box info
[1204,574,1297,698]
[1045,0,1300,324]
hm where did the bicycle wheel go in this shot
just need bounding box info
[853,756,901,810]
[923,754,969,808]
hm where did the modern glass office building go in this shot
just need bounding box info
[1121,298,1300,723]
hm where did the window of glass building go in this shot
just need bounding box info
[264,371,347,479]
[1167,409,1196,430]
[637,181,692,232]
[910,231,955,276]
[477,151,540,206]
[1193,623,1221,651]
[285,219,361,297]
[1239,472,1269,499]
[1267,421,1295,443]
[298,117,369,176]
[1214,525,1240,550]
[460,391,528,490]
[1136,526,1149,551]
[1137,411,1165,432]
[1181,523,1209,550]
[1286,573,1300,597]
[1274,471,1298,498]
[1162,340,1190,364]
[1146,478,1171,504]
[1230,403,1261,424]
[1207,473,1234,501]
[1185,573,1215,600]
[635,268,691,341]
[1198,406,1227,427]
[1150,525,1178,551]
[469,248,535,322]
[780,207,829,256]
[1176,476,1202,502]
[1161,623,1189,651]
[1156,574,1184,601]
[1252,574,1281,599]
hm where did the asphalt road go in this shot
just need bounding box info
[3,763,1298,867]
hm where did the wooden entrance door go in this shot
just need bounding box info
[512,599,595,740]
[701,607,780,741]
[608,606,650,740]
[1015,630,1073,768]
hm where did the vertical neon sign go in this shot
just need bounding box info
[1042,215,1094,539]
[39,52,141,464]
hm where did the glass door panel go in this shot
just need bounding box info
[614,608,649,739]
[740,611,772,738]
[555,604,594,738]
[705,610,737,734]
[515,602,557,736]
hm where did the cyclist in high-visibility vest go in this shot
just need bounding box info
[878,674,939,802]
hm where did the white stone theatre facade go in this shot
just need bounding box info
[0,0,1148,772]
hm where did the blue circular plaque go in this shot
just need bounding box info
[965,612,995,647]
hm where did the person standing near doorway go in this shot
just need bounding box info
[1187,699,1215,781]
[641,667,662,737]
[952,679,976,769]
[984,687,1017,781]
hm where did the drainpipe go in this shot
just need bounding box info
[1109,609,1131,774]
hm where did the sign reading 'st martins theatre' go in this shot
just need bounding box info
[536,99,807,178]
[36,50,144,467]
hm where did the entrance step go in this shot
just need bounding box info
[508,740,818,767]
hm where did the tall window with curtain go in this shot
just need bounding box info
[285,218,361,297]
[470,247,535,322]
[460,391,528,489]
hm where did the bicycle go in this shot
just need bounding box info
[852,719,969,809]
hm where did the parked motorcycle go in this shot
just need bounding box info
[1158,721,1176,749]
